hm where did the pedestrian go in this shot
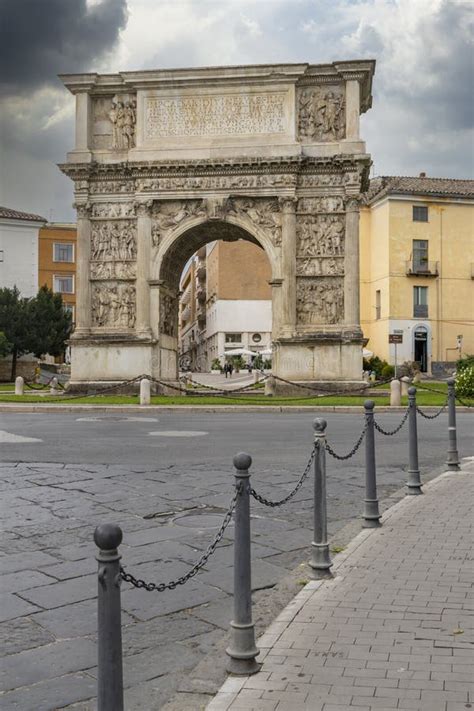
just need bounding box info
[228,361,234,378]
[224,362,229,379]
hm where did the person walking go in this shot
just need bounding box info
[228,361,234,378]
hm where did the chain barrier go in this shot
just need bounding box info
[120,484,241,591]
[250,447,315,507]
[417,399,448,419]
[374,407,410,436]
[413,382,449,396]
[325,423,367,460]
[16,374,148,404]
[271,373,393,395]
[181,373,270,396]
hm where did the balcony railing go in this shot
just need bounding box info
[406,260,439,277]
[413,304,428,318]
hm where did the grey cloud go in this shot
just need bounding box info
[0,0,128,95]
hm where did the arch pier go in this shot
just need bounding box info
[60,61,375,392]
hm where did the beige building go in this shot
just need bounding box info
[179,240,272,370]
[38,223,77,322]
[360,175,474,374]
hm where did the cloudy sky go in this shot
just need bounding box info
[0,0,472,221]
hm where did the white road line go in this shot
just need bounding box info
[148,430,208,437]
[0,430,42,443]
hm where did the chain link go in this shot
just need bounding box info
[325,423,367,460]
[250,447,315,507]
[374,407,410,436]
[417,399,448,419]
[120,483,242,591]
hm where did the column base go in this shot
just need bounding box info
[226,620,260,676]
[309,542,333,579]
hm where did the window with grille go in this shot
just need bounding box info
[413,205,428,222]
[413,286,428,317]
[53,243,74,262]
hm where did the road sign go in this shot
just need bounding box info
[389,334,403,344]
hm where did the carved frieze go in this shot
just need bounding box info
[90,261,136,280]
[151,200,206,248]
[89,180,134,195]
[296,257,344,277]
[298,86,345,142]
[136,173,296,192]
[91,202,136,219]
[297,215,345,257]
[227,197,282,247]
[91,222,137,261]
[91,283,136,329]
[297,173,344,188]
[297,196,344,213]
[160,293,178,337]
[296,277,344,325]
[145,92,287,139]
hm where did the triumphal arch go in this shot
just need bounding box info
[60,61,375,390]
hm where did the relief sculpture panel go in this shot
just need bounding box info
[151,200,206,248]
[91,202,136,219]
[227,197,282,247]
[91,284,136,329]
[91,222,137,261]
[160,292,178,337]
[296,277,344,325]
[296,257,344,277]
[297,196,344,213]
[137,173,296,192]
[298,85,345,142]
[92,95,136,150]
[297,215,345,257]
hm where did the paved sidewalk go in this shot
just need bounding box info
[208,461,474,711]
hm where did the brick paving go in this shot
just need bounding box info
[208,462,474,711]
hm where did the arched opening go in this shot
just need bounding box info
[413,324,429,373]
[154,219,275,381]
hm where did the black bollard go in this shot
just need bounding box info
[407,387,423,495]
[446,378,461,471]
[226,453,260,675]
[363,400,381,527]
[94,524,124,711]
[309,419,333,579]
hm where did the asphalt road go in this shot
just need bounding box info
[0,411,472,710]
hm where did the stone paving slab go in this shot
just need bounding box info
[208,462,474,711]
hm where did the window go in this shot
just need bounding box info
[53,275,74,294]
[53,243,74,262]
[375,290,381,320]
[413,286,428,317]
[413,205,428,222]
[0,250,3,262]
[252,333,262,343]
[225,333,242,343]
[412,240,429,272]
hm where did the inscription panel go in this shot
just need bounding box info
[145,92,288,139]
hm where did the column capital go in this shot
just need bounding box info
[344,196,362,212]
[73,202,91,218]
[278,196,297,214]
[134,199,153,217]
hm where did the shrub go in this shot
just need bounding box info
[399,360,421,378]
[263,358,272,370]
[211,358,221,371]
[381,363,395,379]
[456,354,474,372]
[455,366,474,399]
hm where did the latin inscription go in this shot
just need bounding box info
[145,92,287,138]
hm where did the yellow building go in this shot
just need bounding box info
[360,175,474,375]
[38,223,77,322]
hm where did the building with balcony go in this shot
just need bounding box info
[360,175,474,374]
[179,240,272,370]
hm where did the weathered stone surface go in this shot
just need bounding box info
[0,673,96,711]
[0,617,55,657]
[0,594,42,623]
[19,574,96,609]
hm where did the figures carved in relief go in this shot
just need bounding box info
[297,196,344,213]
[160,293,178,337]
[298,87,345,142]
[91,222,136,261]
[228,197,282,247]
[92,284,136,329]
[296,278,344,325]
[297,215,344,257]
[136,173,296,193]
[91,203,135,219]
[296,257,344,277]
[109,95,137,150]
[151,200,206,248]
[90,261,136,280]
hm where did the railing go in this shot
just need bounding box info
[91,379,462,710]
[406,260,439,276]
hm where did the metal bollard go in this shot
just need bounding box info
[363,401,381,527]
[390,379,401,407]
[407,387,423,495]
[226,453,260,675]
[309,419,333,579]
[15,376,24,395]
[94,524,124,711]
[446,378,460,471]
[139,378,151,405]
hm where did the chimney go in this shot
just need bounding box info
[419,172,426,178]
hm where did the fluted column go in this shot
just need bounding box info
[73,202,92,335]
[135,201,152,337]
[280,197,297,332]
[344,197,361,327]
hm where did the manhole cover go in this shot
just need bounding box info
[174,513,232,529]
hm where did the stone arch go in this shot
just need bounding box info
[150,211,280,380]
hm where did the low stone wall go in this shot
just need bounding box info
[0,359,35,382]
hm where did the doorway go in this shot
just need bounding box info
[414,327,428,372]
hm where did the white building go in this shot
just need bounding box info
[0,206,46,296]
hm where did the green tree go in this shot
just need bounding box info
[0,331,12,358]
[27,285,73,359]
[0,286,31,380]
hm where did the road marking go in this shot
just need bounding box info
[148,430,208,437]
[0,430,42,443]
[76,417,159,422]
